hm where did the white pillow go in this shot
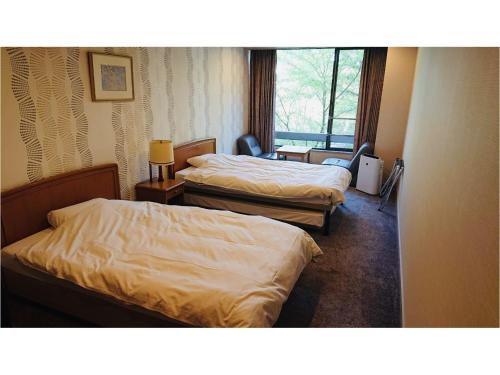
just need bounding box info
[47,198,106,228]
[186,153,215,168]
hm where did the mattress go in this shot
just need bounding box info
[177,166,340,208]
[179,154,351,206]
[184,192,333,228]
[2,199,322,327]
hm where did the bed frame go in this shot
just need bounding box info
[1,164,189,327]
[173,138,334,234]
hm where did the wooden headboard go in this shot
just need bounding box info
[1,164,120,247]
[173,138,216,173]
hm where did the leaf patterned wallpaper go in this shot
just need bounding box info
[1,47,249,198]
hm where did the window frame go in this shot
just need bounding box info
[274,47,366,152]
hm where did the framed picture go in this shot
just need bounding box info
[88,52,134,101]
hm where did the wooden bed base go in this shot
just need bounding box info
[1,164,188,327]
[173,138,334,235]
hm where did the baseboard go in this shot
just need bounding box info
[396,185,405,328]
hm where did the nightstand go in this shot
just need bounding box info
[135,178,184,205]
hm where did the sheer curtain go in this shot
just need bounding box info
[249,49,277,153]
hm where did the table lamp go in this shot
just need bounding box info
[149,140,174,182]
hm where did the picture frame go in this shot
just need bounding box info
[88,52,134,101]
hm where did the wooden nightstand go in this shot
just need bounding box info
[135,178,184,205]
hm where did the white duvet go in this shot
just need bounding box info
[3,199,322,327]
[185,153,352,205]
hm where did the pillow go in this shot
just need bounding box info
[186,153,215,168]
[47,198,106,228]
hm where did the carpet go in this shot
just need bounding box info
[276,187,401,327]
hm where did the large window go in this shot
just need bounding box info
[274,48,364,151]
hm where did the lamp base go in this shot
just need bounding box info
[168,164,175,180]
[158,165,164,182]
[149,162,174,182]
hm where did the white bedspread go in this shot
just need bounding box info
[185,154,352,205]
[3,199,322,327]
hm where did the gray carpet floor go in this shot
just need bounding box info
[276,188,401,327]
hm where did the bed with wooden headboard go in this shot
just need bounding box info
[1,158,313,328]
[174,138,335,234]
[1,164,187,327]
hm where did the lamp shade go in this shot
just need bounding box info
[149,140,174,164]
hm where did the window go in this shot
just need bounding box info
[274,48,365,151]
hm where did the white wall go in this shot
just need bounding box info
[398,48,499,327]
[375,48,417,178]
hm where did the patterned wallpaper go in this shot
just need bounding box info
[1,47,249,198]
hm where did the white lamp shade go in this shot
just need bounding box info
[149,140,174,164]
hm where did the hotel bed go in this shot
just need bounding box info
[173,138,352,234]
[1,164,321,327]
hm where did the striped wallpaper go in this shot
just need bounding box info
[1,47,249,197]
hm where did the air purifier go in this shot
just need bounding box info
[356,154,384,195]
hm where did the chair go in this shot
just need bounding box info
[322,142,374,186]
[237,134,278,160]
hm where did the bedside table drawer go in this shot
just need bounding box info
[166,186,184,200]
[135,178,184,205]
[136,188,166,203]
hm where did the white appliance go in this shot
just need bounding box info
[356,154,384,195]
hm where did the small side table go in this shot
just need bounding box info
[135,178,184,205]
[276,145,312,163]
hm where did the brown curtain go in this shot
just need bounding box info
[353,47,388,153]
[249,49,277,153]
